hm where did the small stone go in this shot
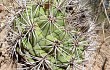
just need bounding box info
[0,4,5,13]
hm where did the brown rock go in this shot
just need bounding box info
[0,4,5,13]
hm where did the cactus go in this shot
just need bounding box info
[10,0,89,70]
